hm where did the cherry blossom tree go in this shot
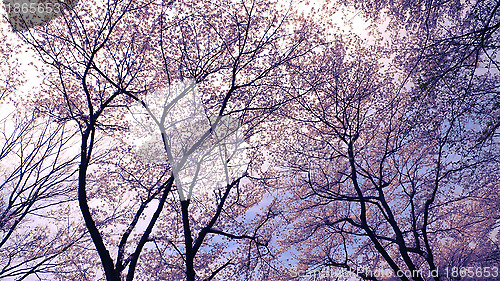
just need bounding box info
[0,24,82,280]
[264,0,500,280]
[11,0,316,279]
[2,0,498,280]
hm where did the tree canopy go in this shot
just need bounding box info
[1,0,499,280]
